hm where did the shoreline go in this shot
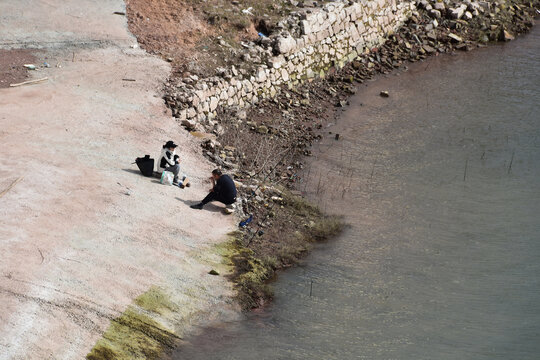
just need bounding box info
[179,0,539,310]
[172,22,540,358]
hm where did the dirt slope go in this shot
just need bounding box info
[0,1,238,359]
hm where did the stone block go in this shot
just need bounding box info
[177,109,187,121]
[201,101,209,113]
[209,96,219,112]
[327,12,337,24]
[301,20,312,35]
[220,89,228,101]
[269,55,286,69]
[186,107,197,118]
[274,36,296,54]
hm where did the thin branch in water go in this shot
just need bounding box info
[370,159,377,180]
[463,157,469,182]
[508,150,515,175]
[316,172,322,195]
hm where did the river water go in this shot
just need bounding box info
[173,26,540,359]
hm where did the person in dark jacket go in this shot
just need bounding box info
[190,169,236,210]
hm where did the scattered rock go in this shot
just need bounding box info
[423,44,436,53]
[450,5,467,19]
[208,270,220,276]
[181,119,197,129]
[380,91,389,98]
[434,2,445,11]
[500,29,515,41]
[256,125,269,134]
[429,9,442,19]
[448,33,464,43]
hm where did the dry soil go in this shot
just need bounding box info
[0,1,239,359]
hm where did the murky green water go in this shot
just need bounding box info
[173,26,540,359]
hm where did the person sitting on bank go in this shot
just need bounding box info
[158,140,190,188]
[190,169,236,210]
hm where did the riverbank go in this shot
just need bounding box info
[128,0,538,310]
[172,23,540,359]
[220,0,538,309]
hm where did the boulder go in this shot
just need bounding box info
[274,35,296,54]
[417,0,429,9]
[186,107,197,118]
[448,33,464,43]
[500,29,514,41]
[182,119,197,129]
[434,1,445,11]
[237,110,247,120]
[209,96,219,112]
[478,1,490,12]
[429,9,442,19]
[268,55,286,69]
[300,20,312,35]
[256,125,269,134]
[450,5,467,19]
[423,44,436,53]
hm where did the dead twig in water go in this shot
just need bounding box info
[370,159,377,180]
[463,157,469,182]
[0,177,23,198]
[508,150,515,175]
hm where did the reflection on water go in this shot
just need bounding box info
[173,27,540,360]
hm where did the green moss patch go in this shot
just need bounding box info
[134,286,178,316]
[87,288,180,360]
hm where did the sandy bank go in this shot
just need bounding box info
[0,1,239,359]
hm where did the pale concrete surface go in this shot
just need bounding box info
[0,1,239,359]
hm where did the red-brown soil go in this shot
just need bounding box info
[124,0,287,77]
[0,49,37,88]
[125,0,208,60]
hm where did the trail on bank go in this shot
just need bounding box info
[0,1,238,359]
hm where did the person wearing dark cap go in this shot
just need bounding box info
[158,141,190,187]
[190,169,236,210]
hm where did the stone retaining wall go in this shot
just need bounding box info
[165,0,416,131]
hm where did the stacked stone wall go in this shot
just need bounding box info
[165,0,416,130]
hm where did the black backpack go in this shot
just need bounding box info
[135,155,154,177]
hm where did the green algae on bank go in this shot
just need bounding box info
[86,287,180,360]
[222,192,344,310]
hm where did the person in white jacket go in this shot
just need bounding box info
[158,141,190,188]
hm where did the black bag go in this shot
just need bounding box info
[135,155,154,177]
